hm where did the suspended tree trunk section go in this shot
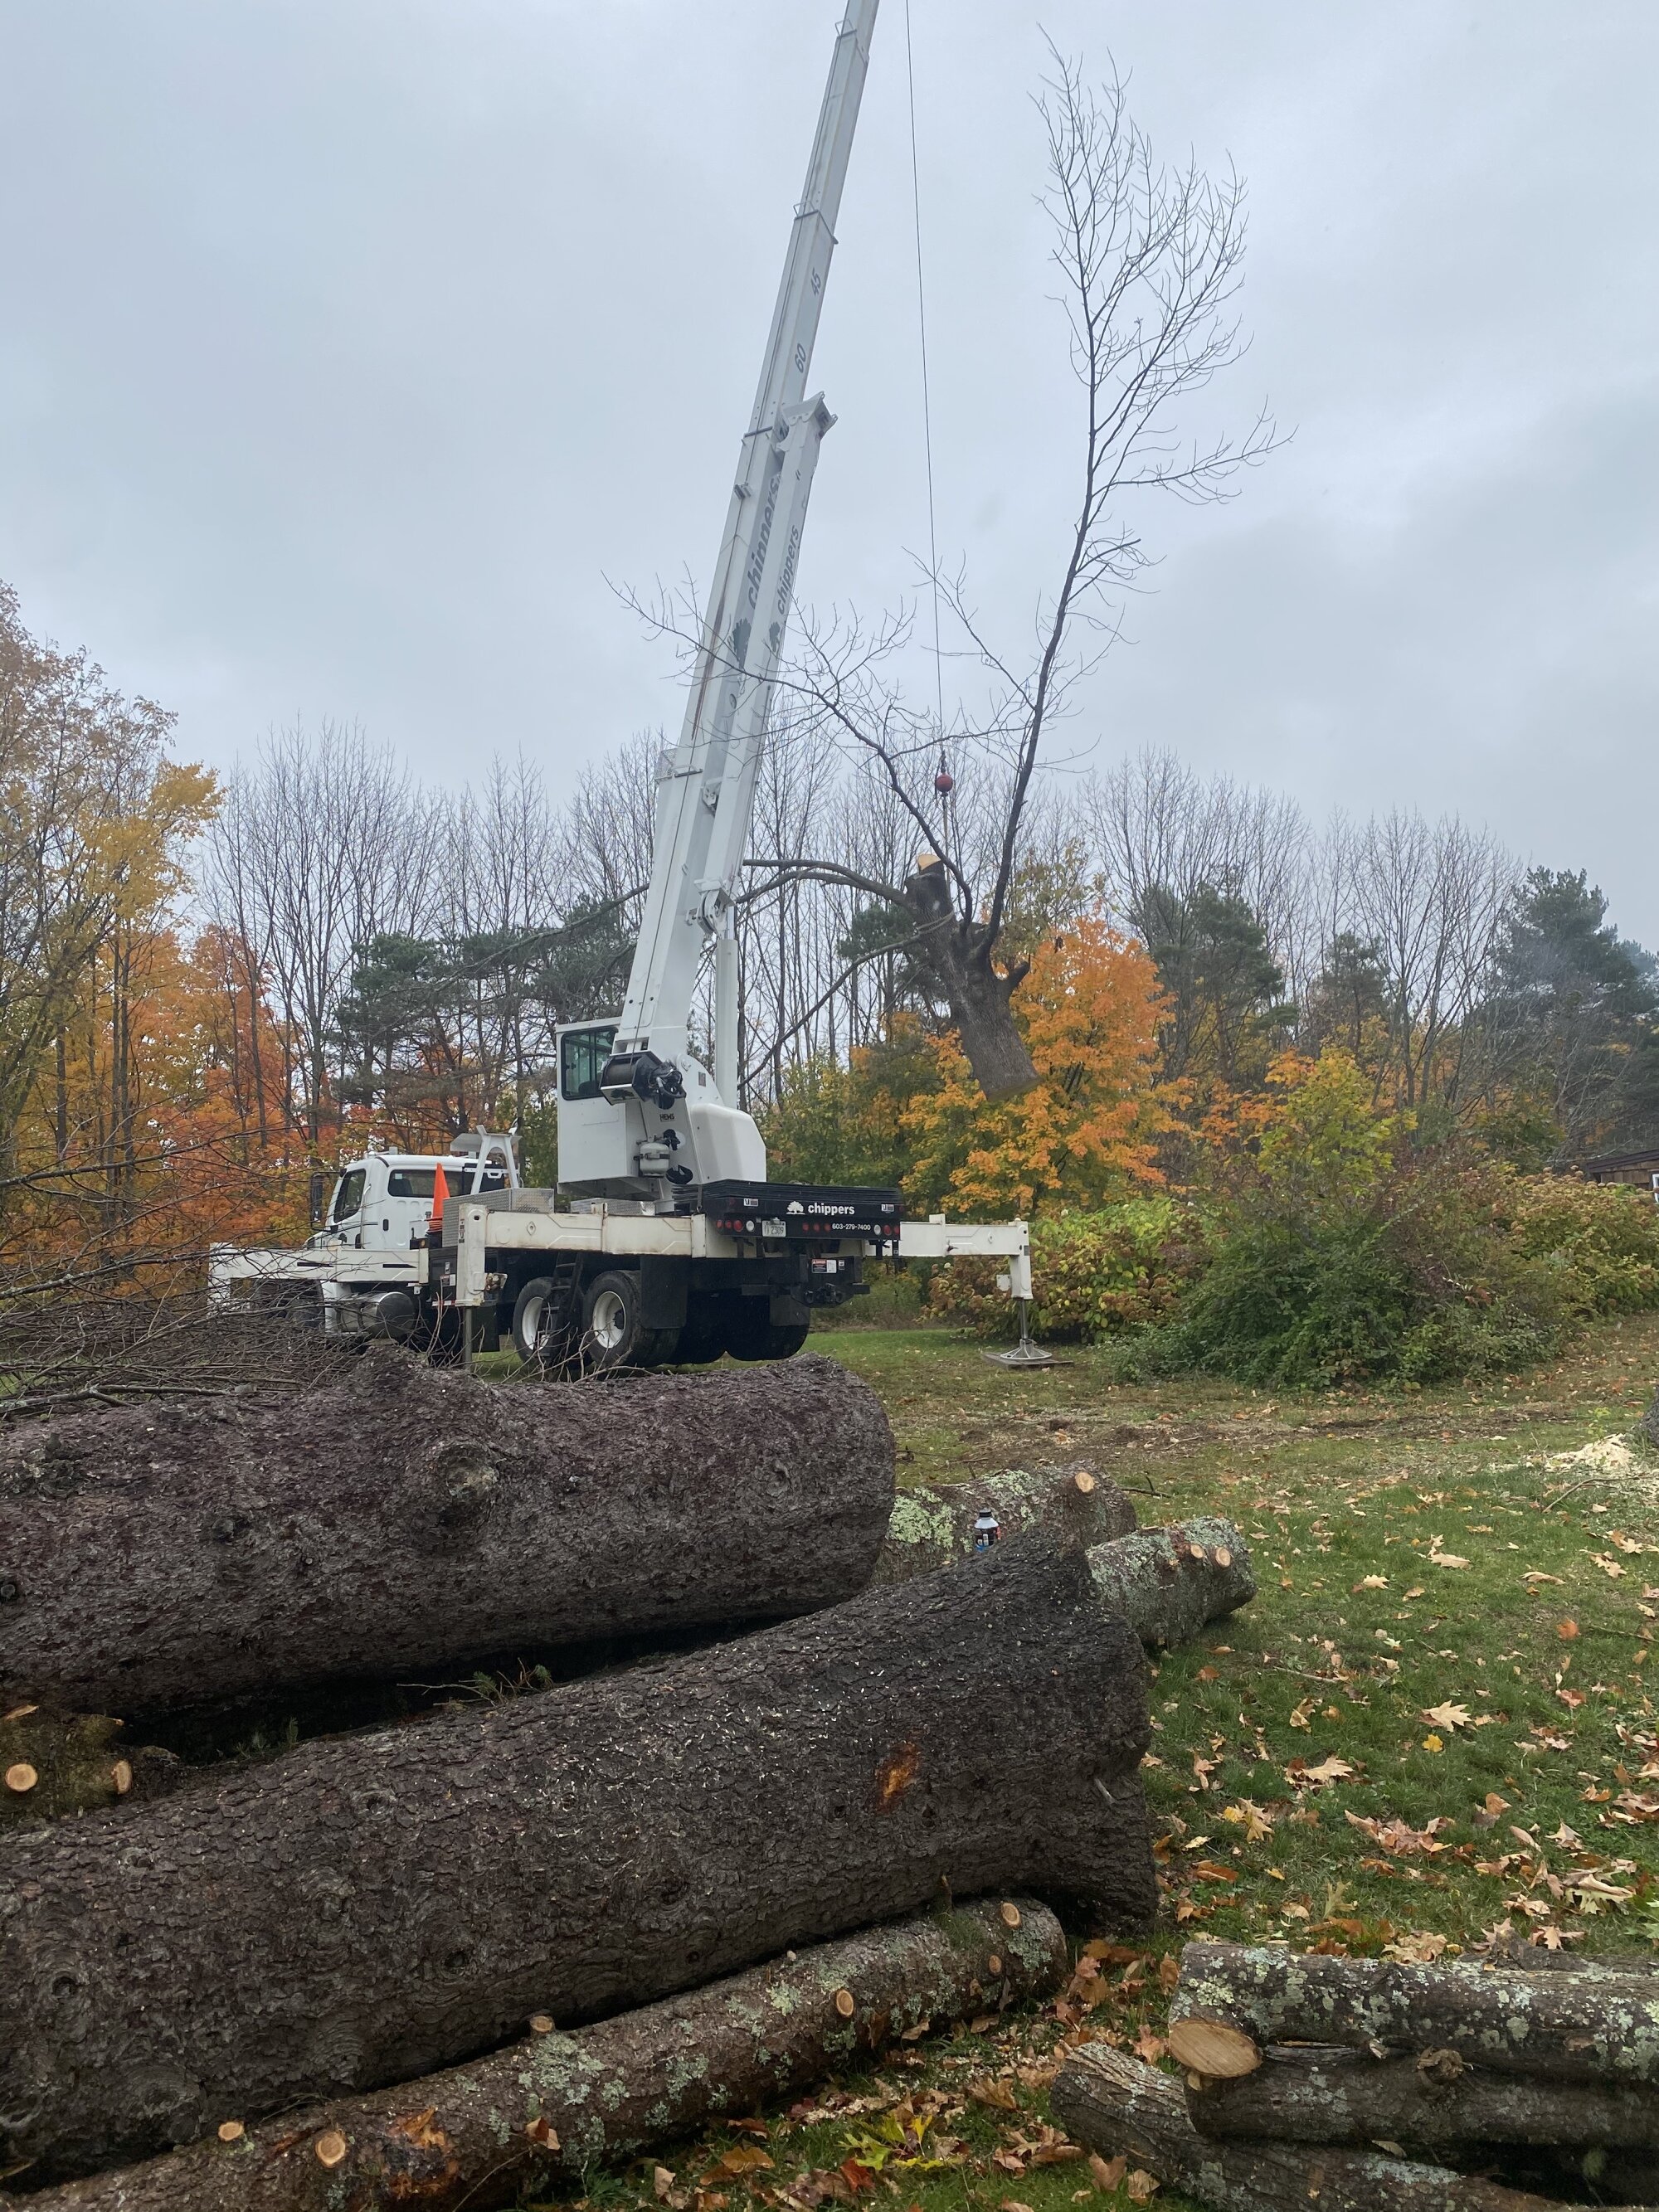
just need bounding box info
[1051,2043,1619,2212]
[0,1535,1155,2184]
[0,1351,894,1717]
[3,1899,1066,2212]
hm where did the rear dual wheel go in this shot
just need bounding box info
[581,1271,682,1373]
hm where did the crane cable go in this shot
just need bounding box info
[901,0,948,767]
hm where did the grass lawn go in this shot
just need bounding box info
[529,1315,1659,2212]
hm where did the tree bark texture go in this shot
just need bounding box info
[0,1351,893,1719]
[1083,1519,1255,1649]
[870,1461,1136,1583]
[1186,2043,1659,2150]
[1,1899,1065,2212]
[902,864,1039,1101]
[0,1708,178,1829]
[0,1534,1154,2183]
[1051,2042,1632,2212]
[1171,1942,1659,2088]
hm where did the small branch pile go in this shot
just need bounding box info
[1053,1940,1659,2210]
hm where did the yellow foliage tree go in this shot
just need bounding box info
[902,913,1172,1217]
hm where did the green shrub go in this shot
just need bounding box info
[923,1199,1201,1342]
[1503,1175,1659,1317]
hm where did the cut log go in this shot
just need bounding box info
[1052,2040,1637,2212]
[871,1461,1135,1581]
[0,1709,178,1828]
[0,1533,1154,2182]
[0,1898,1065,2212]
[0,1351,893,1718]
[1084,1518,1256,1647]
[1187,2042,1659,2149]
[1173,1941,1659,2088]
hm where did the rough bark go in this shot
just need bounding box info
[1171,1942,1659,2088]
[1186,2042,1659,2149]
[1,1898,1065,2212]
[0,1708,178,1829]
[1052,2041,1635,2212]
[0,1534,1154,2182]
[871,1461,1136,1582]
[901,863,1039,1101]
[1084,1519,1255,1649]
[0,1351,894,1719]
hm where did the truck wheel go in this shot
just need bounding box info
[722,1302,810,1363]
[581,1271,680,1372]
[512,1277,574,1366]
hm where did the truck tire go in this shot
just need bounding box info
[512,1276,576,1366]
[581,1270,681,1373]
[723,1300,810,1364]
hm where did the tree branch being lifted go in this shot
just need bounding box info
[2,1899,1065,2212]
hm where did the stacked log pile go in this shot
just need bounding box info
[0,1349,1258,2204]
[1053,1940,1659,2210]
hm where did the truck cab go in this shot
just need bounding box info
[318,1136,518,1254]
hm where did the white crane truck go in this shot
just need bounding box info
[210,0,1034,1371]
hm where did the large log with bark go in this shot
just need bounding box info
[871,1461,1136,1580]
[0,1534,1154,2183]
[1185,2042,1659,2151]
[1171,1942,1659,2088]
[2,1898,1064,2212]
[0,1352,893,1718]
[1051,2041,1641,2212]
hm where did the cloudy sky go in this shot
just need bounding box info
[2,2,1656,938]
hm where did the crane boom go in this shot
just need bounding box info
[615,1,880,1067]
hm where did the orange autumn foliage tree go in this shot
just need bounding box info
[902,914,1173,1218]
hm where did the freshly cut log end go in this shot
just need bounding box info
[872,1461,1136,1583]
[1165,2016,1261,2079]
[1173,1939,1659,2088]
[1053,2039,1613,2212]
[0,1710,178,1827]
[0,1352,895,1718]
[1085,1519,1255,1648]
[0,1534,1153,2181]
[4,1900,1066,2212]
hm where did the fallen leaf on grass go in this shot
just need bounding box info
[1352,1575,1389,1592]
[1423,1702,1472,1733]
[967,2078,1019,2112]
[1088,2154,1127,2192]
[1421,1734,1444,1754]
[1525,1570,1564,1586]
[1300,1755,1355,1787]
[1593,1555,1628,1581]
[1384,1931,1450,1962]
[705,2146,774,2180]
[1288,1696,1317,1730]
[1220,1799,1276,1842]
[1125,2172,1160,2203]
[1430,1552,1472,1570]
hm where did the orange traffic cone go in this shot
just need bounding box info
[429,1161,450,1237]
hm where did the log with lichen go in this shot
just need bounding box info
[1170,1942,1659,2088]
[1051,2039,1638,2212]
[0,1534,1155,2184]
[0,1898,1064,2212]
[870,1461,1135,1580]
[1082,1518,1254,1648]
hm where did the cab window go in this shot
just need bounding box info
[386,1166,473,1198]
[562,1027,616,1102]
[331,1169,367,1223]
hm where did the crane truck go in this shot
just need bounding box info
[210,0,1037,1371]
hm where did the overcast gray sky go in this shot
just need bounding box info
[2,2,1656,940]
